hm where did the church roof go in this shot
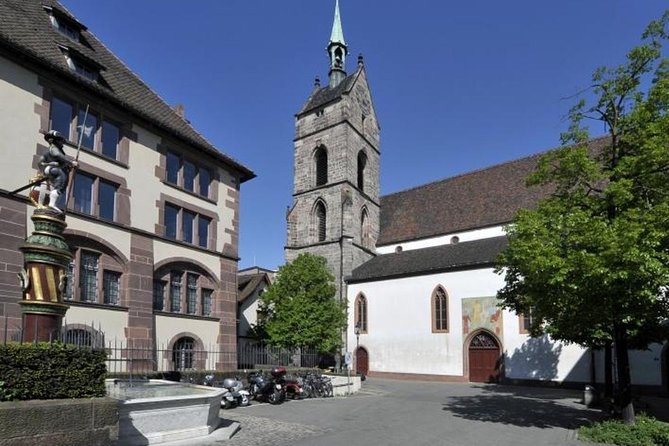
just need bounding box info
[297,70,359,116]
[377,137,610,246]
[348,236,508,283]
[0,0,254,182]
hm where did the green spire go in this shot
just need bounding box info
[327,0,348,88]
[329,0,346,46]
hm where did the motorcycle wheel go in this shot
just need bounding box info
[222,398,233,410]
[268,389,282,405]
[241,394,250,406]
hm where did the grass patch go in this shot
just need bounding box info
[578,414,669,446]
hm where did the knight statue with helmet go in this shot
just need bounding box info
[32,130,78,213]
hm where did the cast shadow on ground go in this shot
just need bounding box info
[442,386,606,429]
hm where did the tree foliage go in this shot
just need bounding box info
[496,11,669,423]
[257,253,347,353]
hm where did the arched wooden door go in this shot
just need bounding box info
[468,332,501,383]
[355,347,369,376]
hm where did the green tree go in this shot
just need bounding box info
[497,12,669,425]
[257,253,347,353]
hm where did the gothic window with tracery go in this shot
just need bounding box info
[432,286,448,333]
[355,294,368,333]
[315,201,327,242]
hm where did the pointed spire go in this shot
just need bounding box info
[329,0,346,46]
[327,0,348,88]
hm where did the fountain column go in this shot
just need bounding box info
[18,208,72,341]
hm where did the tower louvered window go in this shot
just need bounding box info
[316,202,327,242]
[357,151,367,191]
[315,147,328,186]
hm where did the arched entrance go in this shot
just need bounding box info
[355,347,369,376]
[468,331,501,383]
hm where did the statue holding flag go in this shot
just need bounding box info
[33,130,78,213]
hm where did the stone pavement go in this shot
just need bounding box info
[177,378,610,446]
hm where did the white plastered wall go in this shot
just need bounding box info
[376,226,505,254]
[155,315,220,369]
[63,305,128,342]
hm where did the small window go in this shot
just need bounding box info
[395,246,403,253]
[166,152,180,184]
[202,289,213,316]
[182,210,195,243]
[315,146,328,186]
[98,180,117,221]
[170,271,182,312]
[153,280,165,311]
[101,120,119,159]
[355,294,368,333]
[357,151,367,191]
[198,216,211,249]
[432,286,449,333]
[73,173,94,215]
[450,236,460,244]
[520,308,536,334]
[361,208,370,248]
[49,14,81,42]
[183,161,196,192]
[199,168,210,198]
[51,96,73,139]
[103,270,121,305]
[316,201,327,242]
[186,273,198,314]
[165,204,179,239]
[79,251,99,302]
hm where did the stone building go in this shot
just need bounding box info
[0,0,254,370]
[286,0,380,302]
[290,1,668,391]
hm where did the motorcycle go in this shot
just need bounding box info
[203,375,251,409]
[283,374,305,400]
[247,367,286,404]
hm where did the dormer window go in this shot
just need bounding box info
[59,46,101,82]
[44,6,86,43]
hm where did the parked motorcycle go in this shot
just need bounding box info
[283,374,305,400]
[203,374,251,409]
[247,367,286,404]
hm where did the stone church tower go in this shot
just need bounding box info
[286,0,380,302]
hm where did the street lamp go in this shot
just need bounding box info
[354,321,361,349]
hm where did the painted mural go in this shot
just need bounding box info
[462,296,503,336]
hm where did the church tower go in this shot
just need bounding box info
[286,0,380,302]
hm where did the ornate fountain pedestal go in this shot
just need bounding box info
[19,208,72,342]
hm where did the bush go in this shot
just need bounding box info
[578,414,669,446]
[0,342,107,401]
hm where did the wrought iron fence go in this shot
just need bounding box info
[1,317,325,375]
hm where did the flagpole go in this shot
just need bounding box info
[64,104,89,212]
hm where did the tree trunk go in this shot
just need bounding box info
[614,323,635,424]
[605,340,613,400]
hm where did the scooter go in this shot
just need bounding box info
[203,375,251,409]
[247,368,286,404]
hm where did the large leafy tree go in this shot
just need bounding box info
[497,12,669,424]
[257,253,347,353]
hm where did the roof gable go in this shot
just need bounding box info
[0,0,254,181]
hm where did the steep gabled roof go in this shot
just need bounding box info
[378,137,610,246]
[0,0,254,182]
[348,236,508,283]
[238,272,270,303]
[297,69,360,117]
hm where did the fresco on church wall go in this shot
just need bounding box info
[462,296,503,337]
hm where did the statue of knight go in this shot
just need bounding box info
[32,130,78,213]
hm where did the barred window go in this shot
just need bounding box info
[202,289,213,316]
[186,273,198,314]
[432,286,448,332]
[79,251,99,302]
[103,270,120,305]
[153,280,165,311]
[170,271,182,312]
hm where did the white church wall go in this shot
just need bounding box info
[349,267,664,386]
[376,225,505,254]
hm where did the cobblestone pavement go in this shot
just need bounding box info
[182,378,605,446]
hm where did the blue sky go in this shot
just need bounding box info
[60,0,667,270]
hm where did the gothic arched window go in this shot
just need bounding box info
[355,293,368,333]
[315,146,328,186]
[361,207,370,248]
[357,151,367,191]
[315,201,327,242]
[432,286,449,333]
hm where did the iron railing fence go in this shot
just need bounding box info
[1,317,325,375]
